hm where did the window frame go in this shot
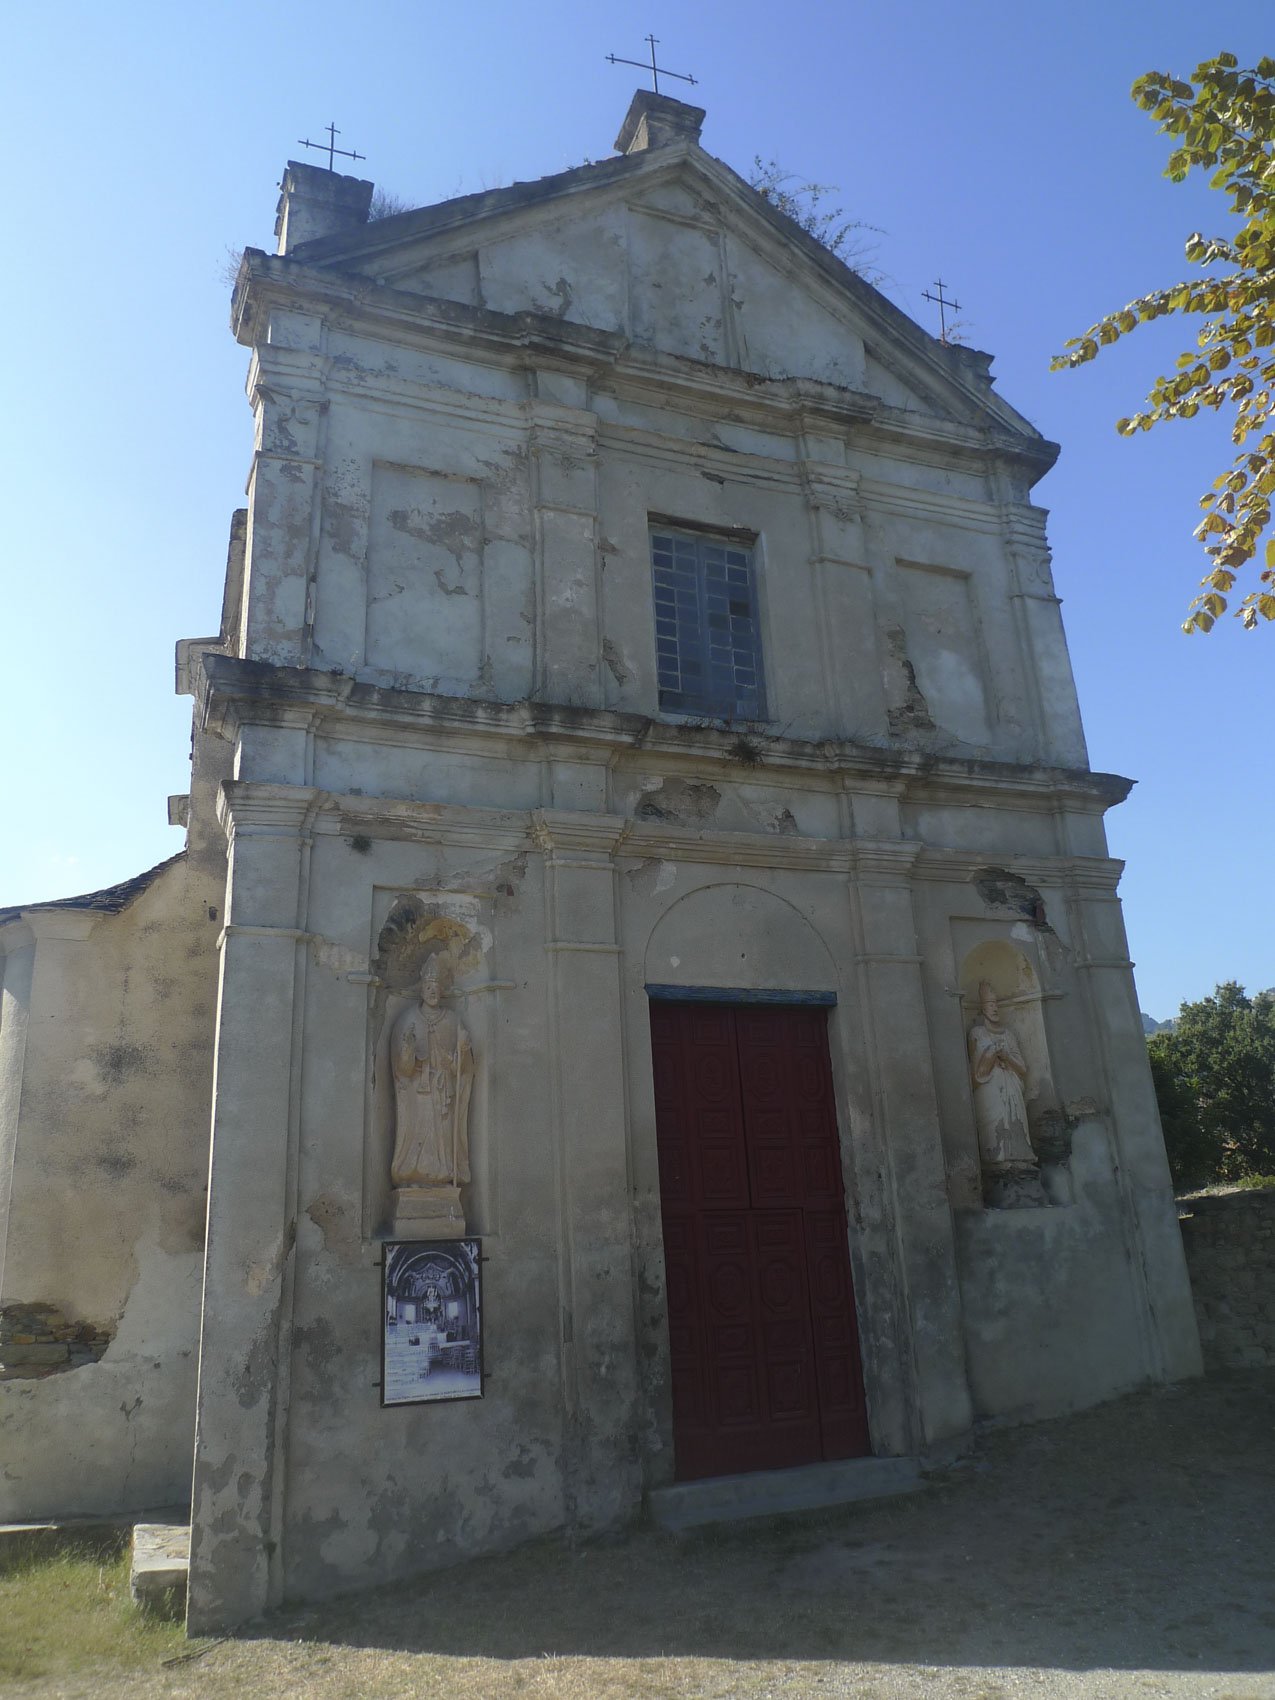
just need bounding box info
[648,524,769,722]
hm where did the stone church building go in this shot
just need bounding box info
[0,91,1201,1631]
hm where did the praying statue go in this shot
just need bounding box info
[967,980,1038,1172]
[390,956,474,1189]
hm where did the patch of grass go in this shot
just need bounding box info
[0,1546,189,1683]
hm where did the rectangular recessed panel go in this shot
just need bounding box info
[703,1215,749,1256]
[897,561,991,746]
[714,1363,763,1428]
[711,1324,752,1355]
[366,464,483,687]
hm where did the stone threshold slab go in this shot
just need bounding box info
[649,1455,923,1532]
[130,1523,191,1619]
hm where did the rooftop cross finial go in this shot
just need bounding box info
[297,121,366,173]
[606,34,697,96]
[922,278,962,345]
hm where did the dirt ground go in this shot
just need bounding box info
[13,1369,1275,1700]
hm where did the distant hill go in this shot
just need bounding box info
[1141,1013,1176,1036]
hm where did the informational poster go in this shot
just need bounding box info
[381,1239,483,1407]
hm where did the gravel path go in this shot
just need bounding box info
[18,1369,1275,1699]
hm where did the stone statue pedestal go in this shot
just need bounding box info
[983,1160,1048,1210]
[389,1184,465,1241]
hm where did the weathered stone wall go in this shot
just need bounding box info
[1179,1189,1275,1369]
[0,767,227,1520]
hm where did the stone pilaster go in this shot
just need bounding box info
[1064,864,1202,1382]
[186,787,318,1633]
[1002,501,1089,767]
[849,843,973,1449]
[241,342,329,667]
[531,809,641,1527]
[800,461,882,738]
[530,410,601,709]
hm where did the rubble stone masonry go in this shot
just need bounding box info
[1178,1187,1275,1369]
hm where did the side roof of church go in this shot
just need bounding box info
[0,853,184,925]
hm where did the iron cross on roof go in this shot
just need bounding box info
[606,34,697,95]
[297,122,366,172]
[922,278,962,344]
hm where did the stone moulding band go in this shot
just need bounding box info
[644,984,837,1006]
[217,924,313,949]
[545,941,622,954]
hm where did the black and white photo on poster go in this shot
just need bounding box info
[382,1239,482,1406]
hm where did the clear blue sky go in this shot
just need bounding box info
[2,0,1270,1019]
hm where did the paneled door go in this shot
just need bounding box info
[650,1000,870,1481]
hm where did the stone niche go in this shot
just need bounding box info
[958,938,1073,1208]
[364,893,492,1240]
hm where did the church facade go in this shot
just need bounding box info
[0,92,1201,1632]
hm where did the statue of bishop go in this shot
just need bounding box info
[390,956,474,1194]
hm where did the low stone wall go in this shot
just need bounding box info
[1178,1188,1275,1370]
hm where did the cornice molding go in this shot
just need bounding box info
[217,784,330,838]
[201,655,1133,818]
[239,141,1052,460]
[531,809,632,857]
[859,475,1008,539]
[218,923,313,950]
[912,847,1125,891]
[622,823,856,873]
[208,782,1132,897]
[1062,861,1128,895]
[14,910,100,944]
[232,257,1057,480]
[335,792,531,851]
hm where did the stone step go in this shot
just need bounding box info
[648,1455,923,1533]
[130,1523,190,1619]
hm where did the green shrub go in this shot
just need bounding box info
[1149,982,1275,1189]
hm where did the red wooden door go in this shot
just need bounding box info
[650,1000,870,1481]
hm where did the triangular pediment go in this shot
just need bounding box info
[291,146,1041,442]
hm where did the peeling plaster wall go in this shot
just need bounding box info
[188,742,1201,1629]
[241,317,1082,764]
[0,848,222,1519]
[236,197,1083,769]
[916,872,1201,1414]
[281,844,571,1604]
